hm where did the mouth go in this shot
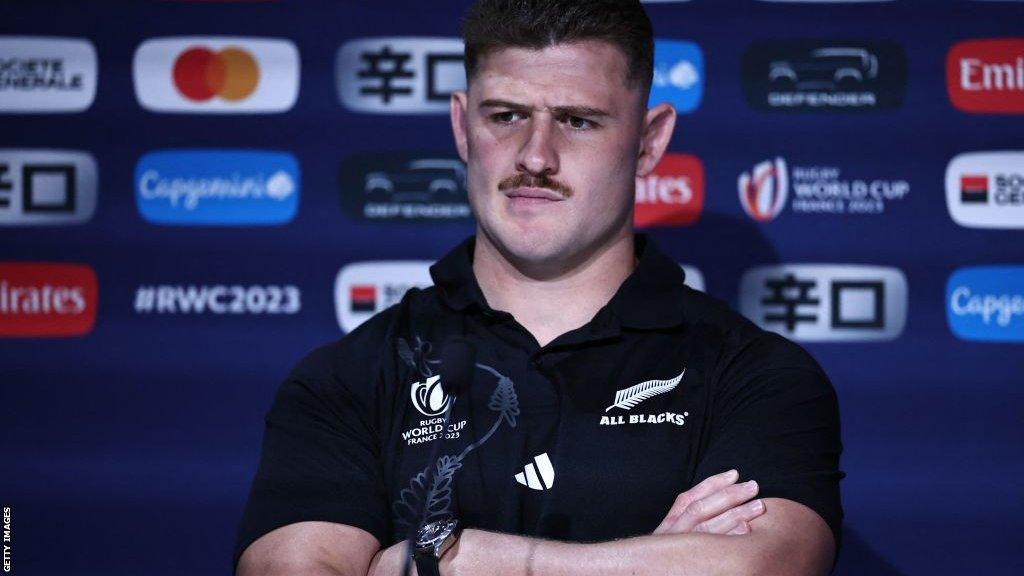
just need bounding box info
[504,187,565,202]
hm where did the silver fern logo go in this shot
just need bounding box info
[605,369,686,412]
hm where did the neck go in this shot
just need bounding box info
[472,231,636,347]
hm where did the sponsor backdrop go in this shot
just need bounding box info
[1,0,1021,574]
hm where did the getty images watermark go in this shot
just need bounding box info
[3,505,11,572]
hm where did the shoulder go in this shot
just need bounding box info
[679,286,825,379]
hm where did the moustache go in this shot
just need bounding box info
[497,173,573,199]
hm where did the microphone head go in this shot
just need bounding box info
[440,337,477,396]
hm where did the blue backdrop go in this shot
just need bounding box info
[2,1,1022,574]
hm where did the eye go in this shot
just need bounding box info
[565,116,596,130]
[491,111,524,124]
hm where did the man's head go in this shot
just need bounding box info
[451,0,676,277]
[463,0,655,100]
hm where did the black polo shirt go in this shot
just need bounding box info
[234,235,844,568]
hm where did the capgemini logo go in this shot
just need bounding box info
[410,375,451,417]
[738,157,788,222]
[265,170,296,200]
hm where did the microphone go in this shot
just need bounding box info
[401,337,477,576]
[440,337,476,397]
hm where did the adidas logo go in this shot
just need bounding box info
[514,453,555,491]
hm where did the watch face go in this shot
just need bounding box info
[416,519,458,550]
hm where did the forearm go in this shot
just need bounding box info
[445,529,764,576]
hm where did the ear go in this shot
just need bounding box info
[636,102,677,177]
[450,90,469,163]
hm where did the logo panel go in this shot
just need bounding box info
[947,39,1024,114]
[680,264,705,292]
[946,151,1024,229]
[739,156,910,221]
[337,38,465,114]
[133,37,299,113]
[739,264,907,342]
[739,157,788,222]
[0,149,97,225]
[334,261,433,332]
[340,153,471,221]
[742,41,906,111]
[0,37,97,113]
[0,262,97,337]
[635,153,703,227]
[947,266,1024,342]
[649,40,703,113]
[135,149,299,225]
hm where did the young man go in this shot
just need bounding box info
[234,1,843,575]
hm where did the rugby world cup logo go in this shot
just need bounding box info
[738,157,788,222]
[410,374,451,417]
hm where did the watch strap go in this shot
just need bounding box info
[414,554,441,576]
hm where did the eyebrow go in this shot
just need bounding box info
[479,98,611,118]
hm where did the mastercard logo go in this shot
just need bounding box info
[173,46,260,101]
[133,37,299,113]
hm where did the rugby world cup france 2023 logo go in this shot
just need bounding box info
[739,157,788,222]
[410,375,451,417]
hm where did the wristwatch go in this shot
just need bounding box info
[412,518,460,576]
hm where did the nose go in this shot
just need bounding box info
[516,114,560,177]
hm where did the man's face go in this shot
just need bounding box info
[451,40,672,273]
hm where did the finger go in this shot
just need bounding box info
[693,498,765,535]
[726,520,750,536]
[653,469,739,534]
[667,480,760,533]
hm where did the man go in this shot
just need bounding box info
[234,1,843,575]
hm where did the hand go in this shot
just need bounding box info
[653,469,766,536]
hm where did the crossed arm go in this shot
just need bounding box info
[236,470,835,576]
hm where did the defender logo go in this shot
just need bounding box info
[515,453,555,491]
[742,41,906,111]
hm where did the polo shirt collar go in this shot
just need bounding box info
[429,234,688,331]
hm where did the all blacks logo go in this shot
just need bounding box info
[410,375,451,417]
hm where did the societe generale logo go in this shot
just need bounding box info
[738,157,788,222]
[946,151,1024,229]
[0,262,98,337]
[947,38,1024,114]
[635,153,704,227]
[133,37,299,113]
[0,36,98,113]
[334,261,433,333]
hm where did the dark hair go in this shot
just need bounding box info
[462,0,654,93]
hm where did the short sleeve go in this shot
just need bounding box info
[232,343,391,570]
[694,332,845,550]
